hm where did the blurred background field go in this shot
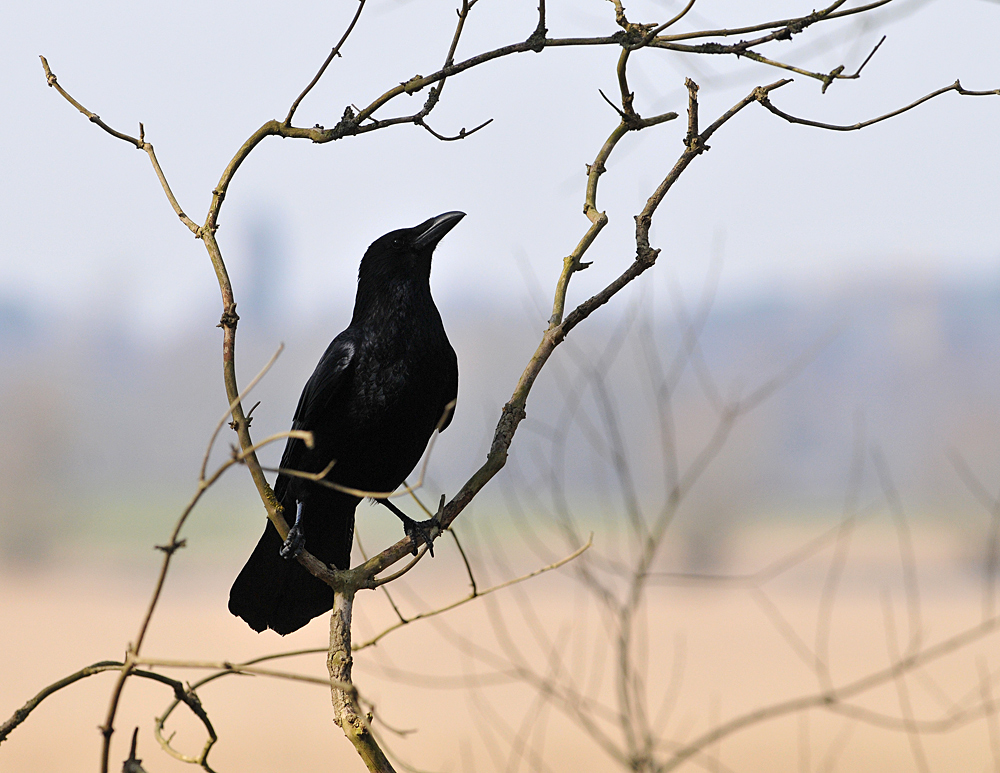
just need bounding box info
[2,518,997,773]
[3,277,1000,567]
[5,280,1000,771]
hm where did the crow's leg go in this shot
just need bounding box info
[377,498,438,557]
[280,501,307,559]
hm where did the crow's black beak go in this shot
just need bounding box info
[412,211,466,249]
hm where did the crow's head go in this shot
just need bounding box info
[359,211,465,286]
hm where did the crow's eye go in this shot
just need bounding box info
[392,236,405,249]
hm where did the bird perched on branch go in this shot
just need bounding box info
[229,211,464,635]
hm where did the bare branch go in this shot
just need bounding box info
[327,591,394,771]
[880,589,931,773]
[659,616,1000,771]
[416,116,493,142]
[980,657,1000,769]
[270,399,455,509]
[816,412,866,691]
[451,527,479,596]
[1,661,122,743]
[872,447,922,655]
[632,78,791,263]
[135,658,337,688]
[649,505,880,588]
[846,33,886,78]
[653,0,882,44]
[948,449,1000,622]
[92,345,305,773]
[758,79,1000,132]
[644,0,698,42]
[354,537,592,650]
[39,56,200,236]
[284,0,368,125]
[201,344,285,481]
[749,586,824,675]
[1,660,217,771]
[371,544,431,587]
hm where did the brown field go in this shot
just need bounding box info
[2,522,997,773]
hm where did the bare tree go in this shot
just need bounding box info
[2,1,998,771]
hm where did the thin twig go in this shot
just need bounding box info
[417,116,493,141]
[284,0,368,125]
[39,56,200,236]
[644,0,698,42]
[451,527,479,596]
[880,588,931,773]
[981,657,1000,770]
[872,447,922,655]
[268,400,454,500]
[949,449,1000,622]
[201,344,285,480]
[134,658,340,688]
[356,530,408,624]
[816,412,866,692]
[354,537,592,650]
[653,0,875,43]
[95,349,298,773]
[660,614,1000,771]
[758,79,1000,132]
[1,661,217,768]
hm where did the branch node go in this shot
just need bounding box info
[686,137,709,154]
[155,539,186,555]
[331,105,360,140]
[526,22,547,52]
[638,246,660,266]
[821,65,845,94]
[218,304,240,330]
[402,74,425,94]
[422,84,441,112]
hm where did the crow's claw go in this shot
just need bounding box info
[402,515,438,558]
[377,498,439,557]
[280,523,305,559]
[280,502,306,559]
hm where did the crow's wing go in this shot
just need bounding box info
[273,331,357,499]
[436,346,459,433]
[291,332,358,429]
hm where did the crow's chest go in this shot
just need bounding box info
[346,323,449,427]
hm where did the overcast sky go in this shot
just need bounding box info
[2,0,998,341]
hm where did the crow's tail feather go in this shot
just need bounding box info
[228,489,357,635]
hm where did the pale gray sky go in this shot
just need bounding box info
[1,0,998,340]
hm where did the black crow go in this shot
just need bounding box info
[229,211,463,634]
